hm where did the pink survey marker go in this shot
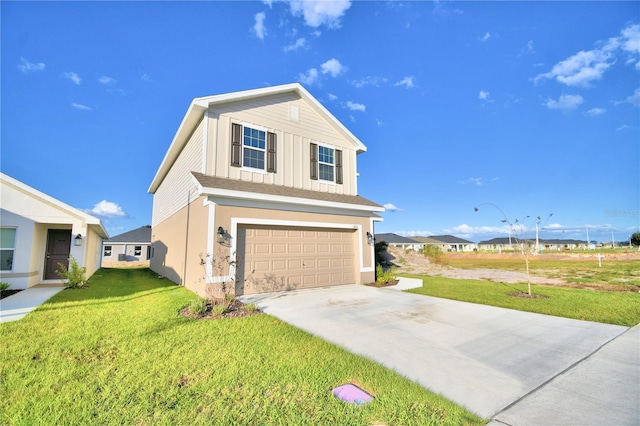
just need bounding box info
[332,384,374,405]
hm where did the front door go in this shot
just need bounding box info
[44,229,71,280]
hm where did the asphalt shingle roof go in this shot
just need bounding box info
[375,233,421,244]
[106,225,152,243]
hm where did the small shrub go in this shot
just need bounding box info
[224,293,235,303]
[56,256,87,288]
[244,302,259,312]
[187,297,208,316]
[421,245,444,264]
[212,302,230,316]
[0,282,10,292]
[376,265,396,284]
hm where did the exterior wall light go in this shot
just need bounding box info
[74,234,83,246]
[366,231,374,245]
[217,226,228,245]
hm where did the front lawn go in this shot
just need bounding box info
[0,268,482,425]
[405,275,640,327]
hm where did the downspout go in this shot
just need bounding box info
[183,190,191,286]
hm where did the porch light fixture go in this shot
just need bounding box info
[74,234,83,246]
[366,231,374,245]
[217,226,228,245]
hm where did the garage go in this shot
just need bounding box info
[237,225,356,294]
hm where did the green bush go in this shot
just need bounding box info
[212,301,230,316]
[421,245,444,264]
[244,302,259,312]
[0,282,10,292]
[187,297,208,315]
[376,264,396,284]
[55,256,87,288]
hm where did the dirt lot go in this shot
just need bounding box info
[387,246,640,289]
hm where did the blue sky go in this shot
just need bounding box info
[2,1,638,244]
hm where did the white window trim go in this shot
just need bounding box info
[241,123,269,173]
[317,142,336,184]
[0,227,17,272]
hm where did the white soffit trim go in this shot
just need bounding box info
[200,187,384,213]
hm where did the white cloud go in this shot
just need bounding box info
[383,203,402,212]
[328,93,338,101]
[71,103,92,111]
[527,40,534,53]
[345,101,365,112]
[320,58,344,77]
[626,88,640,107]
[98,76,116,85]
[586,108,606,116]
[18,57,45,73]
[395,76,415,89]
[376,119,383,127]
[297,68,319,85]
[616,124,630,131]
[534,23,640,87]
[459,177,497,186]
[252,12,267,40]
[478,90,490,100]
[89,200,126,218]
[64,72,81,85]
[441,224,508,240]
[287,0,351,28]
[544,94,583,111]
[352,76,388,88]
[284,37,306,52]
[480,32,491,42]
[141,73,152,82]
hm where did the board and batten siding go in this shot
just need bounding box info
[152,119,204,227]
[205,92,358,196]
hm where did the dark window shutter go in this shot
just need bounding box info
[310,143,318,180]
[335,149,343,184]
[267,132,277,173]
[231,123,242,167]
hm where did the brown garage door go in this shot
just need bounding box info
[237,225,356,294]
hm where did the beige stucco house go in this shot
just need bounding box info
[148,83,384,296]
[0,173,108,289]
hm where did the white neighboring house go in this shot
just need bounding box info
[102,225,151,267]
[0,173,108,289]
[375,233,424,251]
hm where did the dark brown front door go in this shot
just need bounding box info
[44,230,71,280]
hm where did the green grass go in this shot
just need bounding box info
[0,268,483,425]
[405,275,640,327]
[442,256,640,288]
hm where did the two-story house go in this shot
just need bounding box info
[148,83,384,296]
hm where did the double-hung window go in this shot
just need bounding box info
[0,227,16,271]
[310,143,343,184]
[318,145,335,182]
[231,123,276,173]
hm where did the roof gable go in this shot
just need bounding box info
[149,83,366,194]
[1,173,108,238]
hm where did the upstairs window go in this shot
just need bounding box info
[0,227,16,271]
[231,123,276,172]
[310,143,343,184]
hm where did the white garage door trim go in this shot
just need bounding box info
[228,218,367,286]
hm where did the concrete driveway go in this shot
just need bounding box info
[241,280,638,423]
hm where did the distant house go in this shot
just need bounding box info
[478,237,589,252]
[102,225,152,267]
[477,238,521,252]
[413,235,477,252]
[375,233,424,251]
[0,173,108,289]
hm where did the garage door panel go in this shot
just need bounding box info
[239,225,357,294]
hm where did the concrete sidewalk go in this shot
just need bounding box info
[0,286,65,323]
[490,324,640,426]
[241,280,634,422]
